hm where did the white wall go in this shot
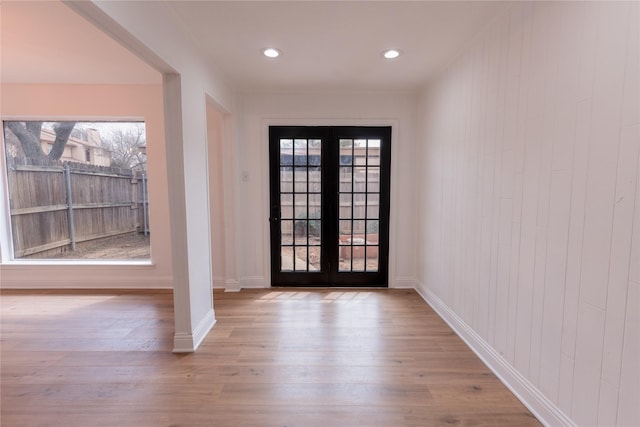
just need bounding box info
[416,2,638,426]
[237,91,418,288]
[0,83,172,288]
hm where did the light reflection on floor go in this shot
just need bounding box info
[1,294,118,317]
[256,291,373,303]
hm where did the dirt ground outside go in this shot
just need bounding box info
[50,233,151,260]
[281,244,379,272]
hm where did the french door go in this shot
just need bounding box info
[269,126,391,287]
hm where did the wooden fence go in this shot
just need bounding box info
[279,168,379,236]
[5,157,149,258]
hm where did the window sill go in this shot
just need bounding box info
[1,259,154,267]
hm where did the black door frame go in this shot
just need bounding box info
[269,126,391,287]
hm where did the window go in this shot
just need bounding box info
[2,121,150,261]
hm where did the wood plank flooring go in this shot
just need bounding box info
[1,289,541,426]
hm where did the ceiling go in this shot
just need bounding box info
[0,1,161,85]
[166,1,507,91]
[1,1,509,92]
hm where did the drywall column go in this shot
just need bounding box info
[164,74,216,352]
[163,73,193,350]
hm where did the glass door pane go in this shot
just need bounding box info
[338,138,380,272]
[278,138,321,273]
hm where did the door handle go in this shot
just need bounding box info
[269,217,279,222]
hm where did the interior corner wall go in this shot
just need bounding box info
[415,2,638,426]
[0,83,173,289]
[206,104,226,288]
[237,91,418,288]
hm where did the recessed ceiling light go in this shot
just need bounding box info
[262,48,281,58]
[383,49,401,59]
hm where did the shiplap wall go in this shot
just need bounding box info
[416,2,638,425]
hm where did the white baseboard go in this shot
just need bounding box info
[415,283,575,427]
[212,275,226,289]
[172,308,216,353]
[224,279,241,292]
[202,276,268,291]
[390,276,416,288]
[239,276,267,289]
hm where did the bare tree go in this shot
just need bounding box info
[100,123,146,170]
[4,121,76,161]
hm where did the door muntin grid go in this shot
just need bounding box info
[338,138,380,272]
[279,138,322,272]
